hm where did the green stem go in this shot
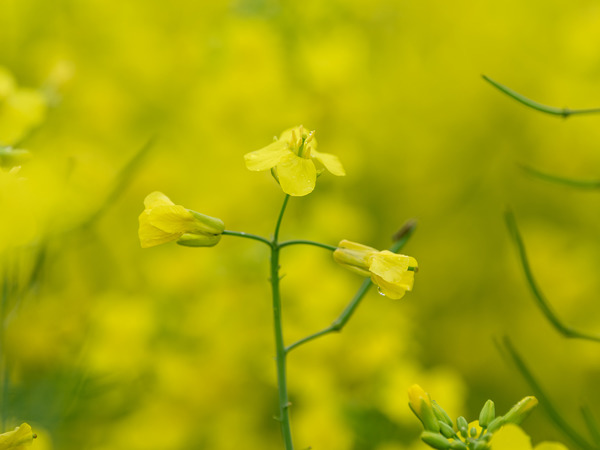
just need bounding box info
[222,230,272,246]
[279,240,337,251]
[270,195,294,450]
[482,75,600,118]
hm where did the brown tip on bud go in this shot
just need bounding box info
[393,219,418,242]
[33,433,38,439]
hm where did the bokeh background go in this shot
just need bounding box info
[1,0,600,448]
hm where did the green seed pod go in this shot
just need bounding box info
[438,421,456,439]
[503,396,538,425]
[432,400,454,428]
[421,431,452,449]
[479,400,495,428]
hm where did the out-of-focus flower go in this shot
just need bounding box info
[244,125,345,196]
[0,423,35,449]
[138,191,224,248]
[333,239,417,299]
[491,424,568,450]
[0,66,48,146]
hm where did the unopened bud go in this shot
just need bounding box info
[421,431,452,450]
[486,416,504,433]
[457,416,468,438]
[438,421,455,439]
[432,400,454,428]
[177,233,221,247]
[478,400,495,428]
[503,396,538,425]
[408,385,440,432]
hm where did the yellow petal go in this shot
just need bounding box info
[0,423,35,449]
[138,211,181,248]
[276,153,317,196]
[143,191,175,209]
[491,424,532,450]
[244,139,290,171]
[146,205,195,233]
[369,251,411,283]
[312,150,345,176]
[371,273,412,299]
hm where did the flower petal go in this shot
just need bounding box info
[312,150,345,176]
[138,211,182,248]
[276,153,317,196]
[146,205,195,233]
[491,424,532,450]
[0,423,35,449]
[371,273,413,299]
[143,191,175,209]
[244,139,290,171]
[369,251,411,283]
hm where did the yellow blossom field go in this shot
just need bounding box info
[1,0,600,449]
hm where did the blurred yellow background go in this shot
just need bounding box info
[1,0,600,448]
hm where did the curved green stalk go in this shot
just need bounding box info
[482,75,600,118]
[519,164,600,189]
[222,230,272,247]
[286,219,417,353]
[270,195,294,450]
[279,240,337,252]
[505,209,600,343]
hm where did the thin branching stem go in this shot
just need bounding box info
[505,209,600,343]
[483,75,600,118]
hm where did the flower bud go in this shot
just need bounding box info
[438,421,456,439]
[432,400,454,428]
[503,396,538,425]
[457,416,469,438]
[478,400,495,428]
[421,431,452,450]
[408,384,440,432]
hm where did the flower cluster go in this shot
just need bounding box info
[408,384,566,450]
[138,126,418,300]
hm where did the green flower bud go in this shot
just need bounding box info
[469,427,478,438]
[450,440,468,450]
[486,416,504,433]
[457,416,468,438]
[439,421,456,439]
[408,385,440,432]
[432,400,454,428]
[473,439,489,450]
[478,400,495,428]
[503,396,538,425]
[421,431,452,449]
[177,233,221,247]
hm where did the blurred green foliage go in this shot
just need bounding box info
[1,0,600,448]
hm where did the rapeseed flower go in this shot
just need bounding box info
[138,191,224,248]
[491,424,568,450]
[333,240,417,299]
[0,423,35,449]
[244,125,345,196]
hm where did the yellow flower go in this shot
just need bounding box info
[0,423,35,449]
[333,240,417,299]
[138,191,224,248]
[244,125,345,196]
[491,424,568,450]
